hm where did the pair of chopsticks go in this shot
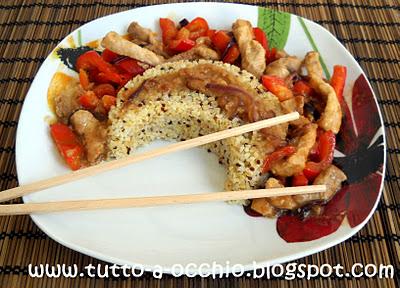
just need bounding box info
[0,112,326,215]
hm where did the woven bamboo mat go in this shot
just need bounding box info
[0,0,399,287]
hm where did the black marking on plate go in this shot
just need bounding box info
[56,46,93,71]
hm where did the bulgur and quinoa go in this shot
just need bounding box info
[108,60,284,203]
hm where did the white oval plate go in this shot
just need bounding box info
[16,2,385,273]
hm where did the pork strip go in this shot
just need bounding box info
[128,22,169,58]
[70,110,107,164]
[167,44,219,62]
[266,178,298,210]
[265,56,302,79]
[102,31,164,66]
[232,19,266,78]
[271,123,318,177]
[309,76,342,134]
[250,178,281,217]
[304,51,342,134]
[304,51,323,79]
[49,72,84,124]
[293,164,347,205]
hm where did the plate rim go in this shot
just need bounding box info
[15,2,387,274]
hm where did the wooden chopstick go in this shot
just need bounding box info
[0,112,299,203]
[0,185,325,216]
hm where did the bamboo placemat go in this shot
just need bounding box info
[0,0,399,287]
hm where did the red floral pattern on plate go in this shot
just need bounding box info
[276,74,384,242]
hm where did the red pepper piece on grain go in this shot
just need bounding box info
[50,123,83,170]
[330,65,347,103]
[262,145,296,174]
[262,75,293,101]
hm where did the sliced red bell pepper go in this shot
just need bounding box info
[293,80,313,96]
[303,130,336,181]
[169,39,196,52]
[263,75,285,86]
[79,69,90,90]
[222,44,240,64]
[185,17,209,40]
[79,90,99,110]
[318,130,336,163]
[76,50,111,71]
[176,27,190,40]
[212,30,232,54]
[262,75,293,101]
[50,123,83,170]
[262,145,296,173]
[118,73,135,86]
[292,172,309,186]
[266,47,277,64]
[76,50,123,85]
[101,48,119,63]
[93,83,116,98]
[330,65,347,103]
[91,71,111,84]
[206,29,216,39]
[303,162,322,181]
[253,27,269,51]
[102,95,117,112]
[113,57,145,77]
[308,133,321,162]
[159,18,178,45]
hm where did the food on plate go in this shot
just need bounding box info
[102,31,165,66]
[48,16,347,219]
[108,60,285,197]
[232,19,266,78]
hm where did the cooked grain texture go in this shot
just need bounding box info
[108,60,284,201]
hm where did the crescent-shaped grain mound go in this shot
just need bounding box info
[107,60,286,203]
